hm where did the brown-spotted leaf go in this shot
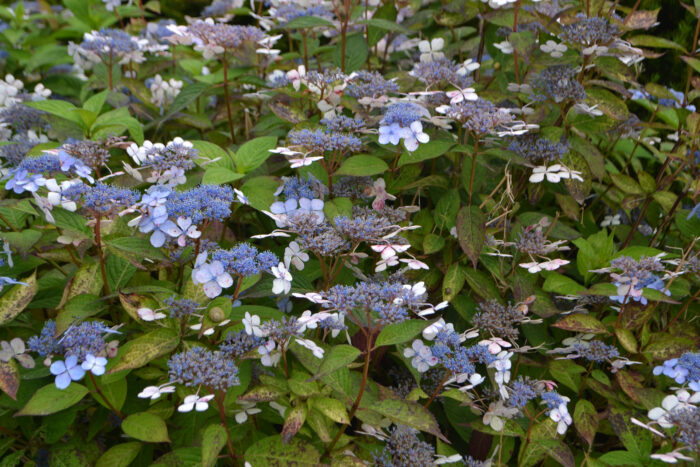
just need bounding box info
[624,9,660,30]
[456,205,485,269]
[245,436,320,465]
[239,385,286,402]
[643,333,695,361]
[108,328,179,373]
[573,400,598,447]
[552,313,608,334]
[0,360,19,400]
[281,405,306,444]
[369,399,448,442]
[0,271,37,326]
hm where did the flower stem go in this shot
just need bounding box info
[216,391,240,467]
[88,372,124,419]
[322,326,372,459]
[222,53,236,144]
[95,216,110,295]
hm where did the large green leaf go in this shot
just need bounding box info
[375,320,430,347]
[334,155,388,176]
[234,136,278,173]
[16,383,89,416]
[122,412,170,443]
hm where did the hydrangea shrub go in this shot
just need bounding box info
[0,0,698,466]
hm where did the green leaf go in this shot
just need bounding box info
[533,439,575,467]
[442,263,464,302]
[83,90,108,114]
[0,272,37,326]
[202,166,245,185]
[370,399,448,442]
[456,206,485,268]
[106,255,136,292]
[312,345,361,380]
[629,35,686,52]
[163,82,210,120]
[95,442,142,467]
[280,15,334,29]
[201,424,227,467]
[52,207,91,236]
[586,88,629,121]
[245,436,320,466]
[422,233,445,254]
[332,33,368,73]
[334,155,388,176]
[323,197,353,221]
[105,237,168,262]
[192,140,233,164]
[108,328,180,373]
[608,408,651,459]
[241,176,279,211]
[375,320,430,347]
[462,268,502,302]
[2,230,41,256]
[57,294,105,333]
[122,412,170,443]
[610,173,644,195]
[234,136,278,173]
[16,383,88,416]
[357,18,410,34]
[310,396,349,424]
[542,273,586,295]
[24,99,81,125]
[397,140,454,167]
[574,400,598,446]
[549,360,585,392]
[597,451,644,466]
[433,189,459,229]
[682,55,700,74]
[85,376,127,412]
[552,313,608,334]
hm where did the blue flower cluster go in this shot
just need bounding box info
[163,296,199,319]
[166,185,235,224]
[373,425,435,467]
[168,346,240,391]
[322,280,426,324]
[573,340,620,362]
[80,29,139,60]
[5,151,92,194]
[219,330,263,359]
[287,128,362,154]
[63,182,139,216]
[211,243,278,277]
[345,71,399,100]
[508,378,538,408]
[430,329,495,376]
[27,320,115,389]
[654,352,700,391]
[508,134,568,162]
[609,255,670,305]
